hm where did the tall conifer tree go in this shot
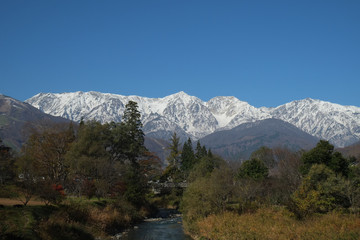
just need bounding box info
[181,138,195,173]
[121,101,146,166]
[195,141,207,160]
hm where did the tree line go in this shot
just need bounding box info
[179,140,360,235]
[0,101,162,207]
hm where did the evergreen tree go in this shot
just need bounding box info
[301,140,349,176]
[123,164,147,207]
[330,152,350,177]
[237,158,269,180]
[181,138,195,173]
[107,121,128,162]
[118,101,149,205]
[121,101,146,166]
[0,138,15,185]
[207,149,213,158]
[195,141,207,160]
[188,155,226,182]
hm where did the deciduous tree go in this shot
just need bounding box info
[292,164,350,217]
[22,123,75,185]
[163,132,182,181]
[250,146,275,170]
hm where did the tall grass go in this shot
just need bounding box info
[196,207,360,240]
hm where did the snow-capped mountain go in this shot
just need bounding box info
[268,98,360,147]
[26,91,360,147]
[206,96,271,130]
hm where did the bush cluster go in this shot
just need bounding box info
[180,141,360,238]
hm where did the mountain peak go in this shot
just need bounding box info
[168,91,191,98]
[163,91,203,105]
[25,91,360,147]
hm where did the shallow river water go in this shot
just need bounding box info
[117,210,192,240]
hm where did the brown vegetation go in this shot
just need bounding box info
[0,198,44,206]
[196,207,360,240]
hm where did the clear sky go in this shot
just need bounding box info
[1,0,359,107]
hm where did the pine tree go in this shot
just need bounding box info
[121,101,146,166]
[208,149,213,158]
[237,158,268,180]
[181,138,195,173]
[0,138,15,185]
[195,141,207,160]
[301,140,349,176]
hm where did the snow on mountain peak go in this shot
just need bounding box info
[206,96,265,128]
[270,98,360,147]
[25,91,360,147]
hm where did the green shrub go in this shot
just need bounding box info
[292,164,350,217]
[237,158,268,180]
[181,166,234,233]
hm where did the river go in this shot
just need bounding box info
[116,209,192,240]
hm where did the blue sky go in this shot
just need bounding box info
[1,0,359,107]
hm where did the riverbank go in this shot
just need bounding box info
[0,197,149,240]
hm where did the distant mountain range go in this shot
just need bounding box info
[26,91,360,148]
[0,94,168,163]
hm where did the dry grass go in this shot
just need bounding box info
[196,207,360,240]
[0,198,144,240]
[88,204,130,232]
[0,198,45,206]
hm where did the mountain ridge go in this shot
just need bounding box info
[0,94,70,150]
[200,118,319,160]
[26,91,360,147]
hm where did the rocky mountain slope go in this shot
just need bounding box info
[26,91,360,147]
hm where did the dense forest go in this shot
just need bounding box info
[1,100,360,239]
